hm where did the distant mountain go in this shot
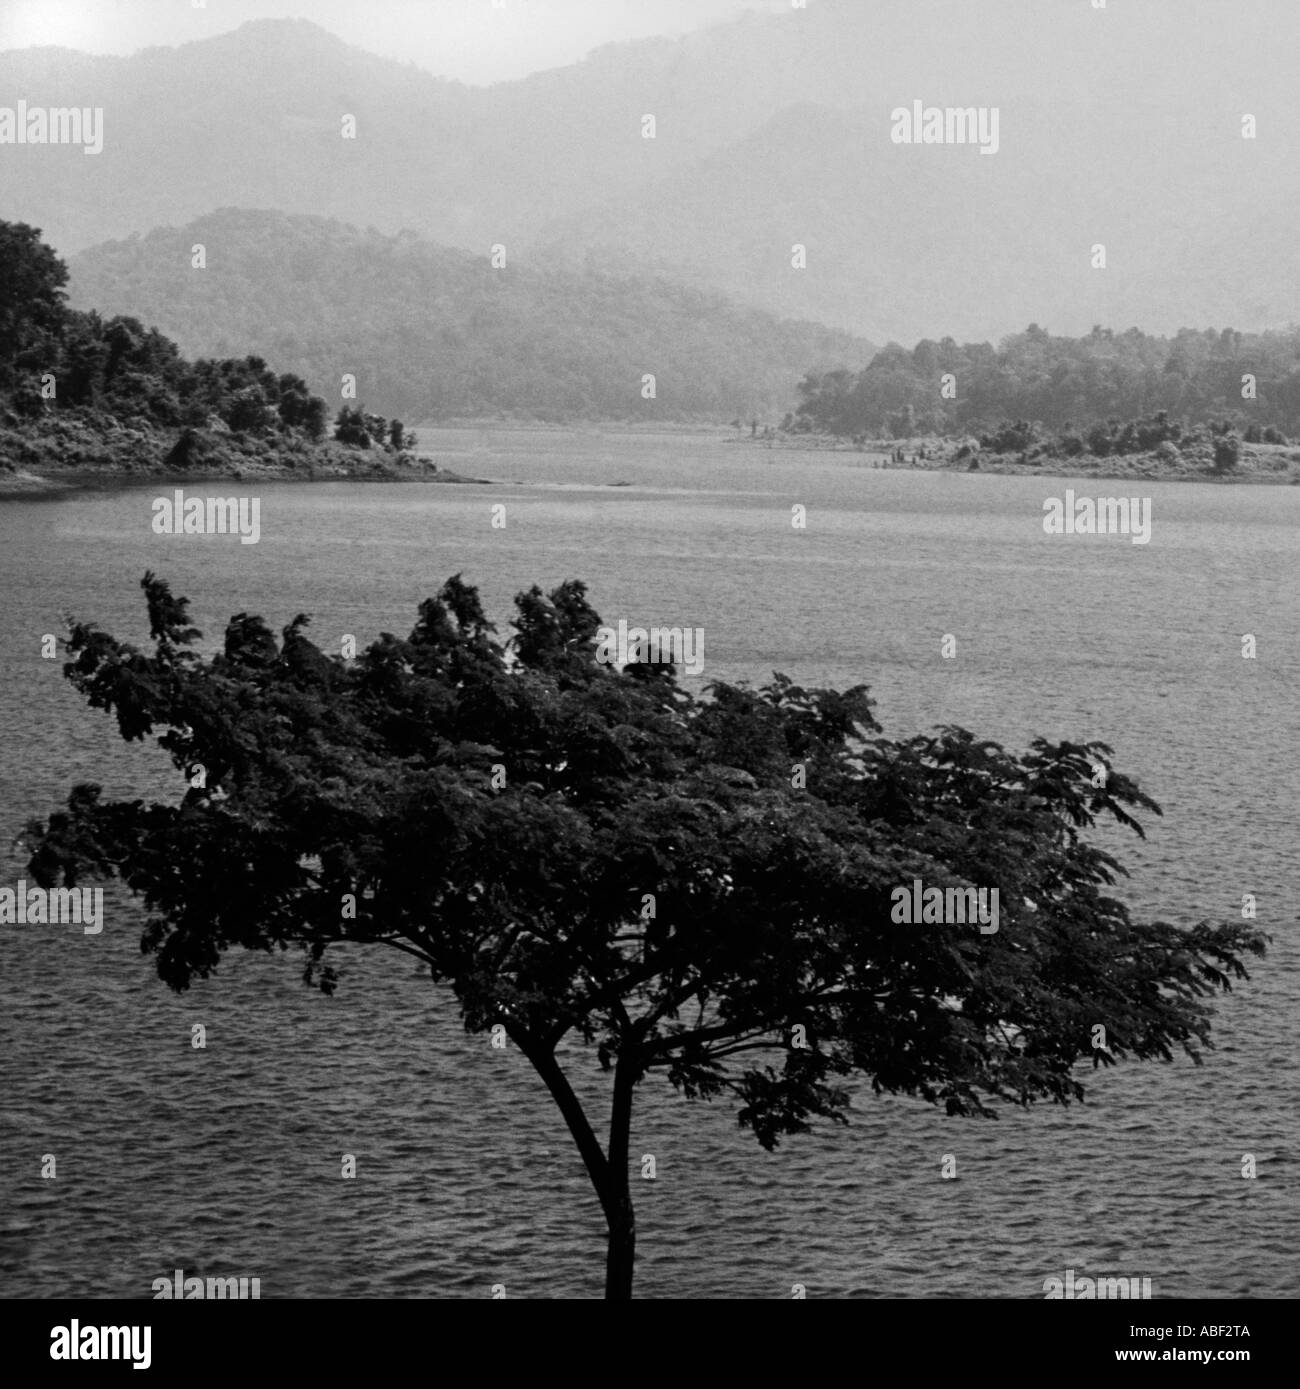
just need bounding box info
[534,92,1300,344]
[67,209,876,422]
[5,1,1300,341]
[0,9,835,260]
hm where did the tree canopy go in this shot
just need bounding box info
[794,324,1300,440]
[0,220,70,379]
[0,218,329,443]
[23,573,1266,1296]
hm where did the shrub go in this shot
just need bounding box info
[333,406,372,448]
[1086,423,1113,456]
[226,385,274,434]
[980,419,1038,454]
[1213,434,1240,472]
[1058,433,1085,458]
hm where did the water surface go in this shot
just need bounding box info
[1,432,1296,1298]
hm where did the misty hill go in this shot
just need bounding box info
[67,209,876,422]
[6,4,1299,343]
[535,91,1300,343]
[0,10,799,260]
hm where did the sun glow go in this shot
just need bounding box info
[0,0,120,53]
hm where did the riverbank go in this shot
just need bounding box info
[0,413,492,499]
[9,409,1300,494]
[723,432,1300,484]
[0,461,491,500]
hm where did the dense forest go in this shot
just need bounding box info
[791,324,1300,442]
[0,219,418,481]
[67,209,877,424]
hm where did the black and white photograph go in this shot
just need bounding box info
[0,0,1295,1363]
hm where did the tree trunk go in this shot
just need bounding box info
[604,1192,636,1300]
[511,1028,640,1299]
[603,1044,639,1299]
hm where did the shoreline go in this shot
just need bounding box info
[719,434,1300,486]
[6,424,1299,496]
[0,458,494,501]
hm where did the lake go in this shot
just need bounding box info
[1,429,1296,1298]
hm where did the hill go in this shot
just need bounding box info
[67,209,877,422]
[4,4,1298,342]
[0,218,464,492]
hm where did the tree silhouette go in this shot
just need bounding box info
[0,220,69,384]
[0,220,333,449]
[23,574,1266,1298]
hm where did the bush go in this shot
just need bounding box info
[1080,412,1180,458]
[1058,432,1085,457]
[164,427,216,471]
[1213,435,1240,472]
[1086,423,1113,456]
[980,419,1038,454]
[333,406,371,448]
[11,378,46,419]
[226,385,274,434]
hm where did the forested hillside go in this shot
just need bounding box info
[794,324,1300,439]
[0,219,416,485]
[69,210,876,423]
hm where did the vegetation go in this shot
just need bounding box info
[68,209,877,424]
[333,406,415,452]
[0,220,415,484]
[23,572,1266,1297]
[793,323,1300,444]
[966,411,1267,471]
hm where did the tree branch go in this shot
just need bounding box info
[509,1026,615,1225]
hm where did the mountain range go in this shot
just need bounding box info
[4,1,1299,345]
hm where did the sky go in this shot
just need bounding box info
[0,0,793,85]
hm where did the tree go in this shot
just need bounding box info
[22,574,1266,1298]
[1213,434,1240,472]
[363,411,389,447]
[333,405,371,447]
[888,402,917,438]
[58,311,111,407]
[0,220,69,384]
[101,317,144,386]
[276,373,328,441]
[226,384,273,434]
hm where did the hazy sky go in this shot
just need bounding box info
[0,0,792,84]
